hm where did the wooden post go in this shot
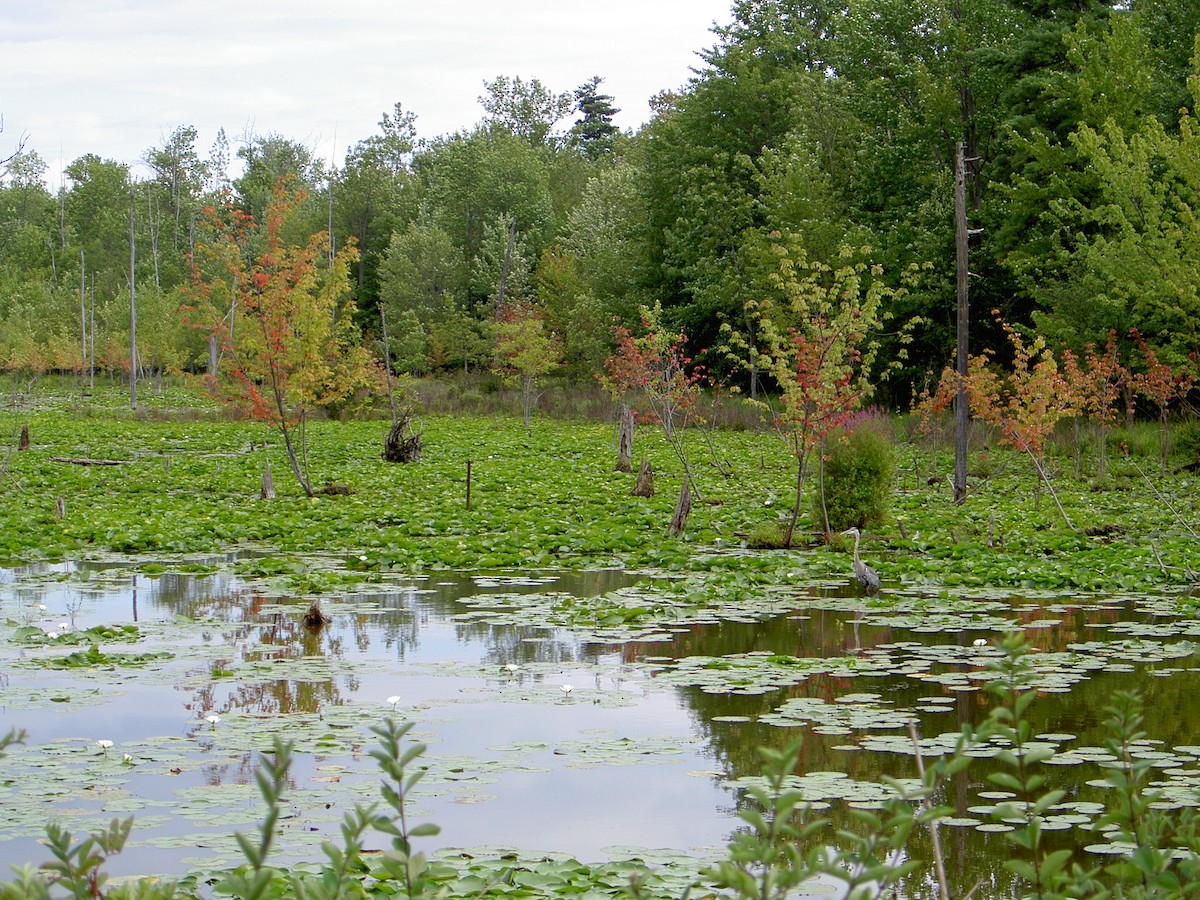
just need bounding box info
[466,460,472,510]
[18,424,29,451]
[954,142,969,505]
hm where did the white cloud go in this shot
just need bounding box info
[1,1,732,185]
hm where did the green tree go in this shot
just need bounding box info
[335,102,418,307]
[479,75,572,146]
[143,125,208,255]
[493,300,562,428]
[416,128,555,309]
[234,133,324,221]
[570,76,621,158]
[726,238,897,547]
[534,245,609,379]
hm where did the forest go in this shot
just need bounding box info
[1,0,1199,422]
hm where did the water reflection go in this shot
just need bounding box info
[1,560,1198,897]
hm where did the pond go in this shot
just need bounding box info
[1,557,1199,897]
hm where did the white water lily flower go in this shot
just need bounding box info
[46,631,58,639]
[96,740,113,754]
[504,664,518,673]
[972,639,988,647]
[386,695,401,710]
[359,554,369,562]
[206,714,220,726]
[59,622,70,631]
[122,754,134,765]
[560,684,574,696]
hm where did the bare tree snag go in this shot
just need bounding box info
[383,413,423,463]
[260,459,276,500]
[54,496,66,519]
[18,425,29,451]
[616,406,634,472]
[632,459,654,497]
[668,478,692,537]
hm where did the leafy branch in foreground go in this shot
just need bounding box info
[367,718,454,897]
[706,738,827,900]
[214,737,294,899]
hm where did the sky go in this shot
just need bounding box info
[2,1,734,188]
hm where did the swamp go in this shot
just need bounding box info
[1,388,1200,898]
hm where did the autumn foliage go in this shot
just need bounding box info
[186,180,375,495]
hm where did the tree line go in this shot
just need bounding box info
[1,0,1198,419]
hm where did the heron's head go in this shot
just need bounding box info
[841,527,860,537]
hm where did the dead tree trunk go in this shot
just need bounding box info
[668,478,692,537]
[616,406,634,472]
[632,459,654,497]
[260,458,276,500]
[18,425,29,451]
[384,414,423,463]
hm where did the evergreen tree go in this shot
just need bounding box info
[570,76,620,158]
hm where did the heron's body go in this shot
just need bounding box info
[842,527,881,592]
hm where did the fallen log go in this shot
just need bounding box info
[49,457,127,466]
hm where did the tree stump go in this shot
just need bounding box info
[18,425,29,451]
[260,459,276,500]
[54,496,66,519]
[632,459,655,497]
[669,478,692,536]
[615,406,634,472]
[384,414,423,463]
[302,600,330,629]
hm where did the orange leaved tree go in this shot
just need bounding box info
[725,239,899,547]
[188,180,374,496]
[601,302,705,534]
[964,317,1079,530]
[1129,328,1197,464]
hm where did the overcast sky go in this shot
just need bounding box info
[2,1,733,187]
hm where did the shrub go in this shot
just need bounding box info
[813,426,895,532]
[746,521,786,549]
[1174,417,1200,467]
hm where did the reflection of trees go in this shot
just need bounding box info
[185,603,351,717]
[663,592,1199,898]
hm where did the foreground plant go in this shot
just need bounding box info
[706,738,827,899]
[367,718,454,897]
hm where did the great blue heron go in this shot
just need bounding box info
[841,527,881,593]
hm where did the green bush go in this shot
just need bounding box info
[813,426,895,532]
[1174,417,1200,466]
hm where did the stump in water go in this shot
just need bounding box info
[669,478,693,536]
[384,414,423,463]
[615,406,634,472]
[302,600,330,629]
[18,425,29,451]
[632,459,654,497]
[260,459,276,500]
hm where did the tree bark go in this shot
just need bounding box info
[616,406,634,472]
[668,477,692,536]
[260,458,276,500]
[954,142,969,506]
[632,458,654,497]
